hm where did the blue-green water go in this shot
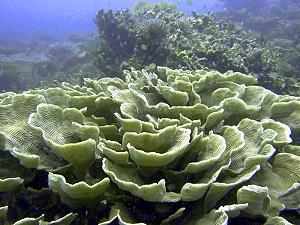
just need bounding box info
[0,0,299,93]
[0,0,220,38]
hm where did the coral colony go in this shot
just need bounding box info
[0,1,299,224]
[0,66,299,224]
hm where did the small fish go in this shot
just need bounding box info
[185,0,193,6]
[141,44,147,50]
[260,33,265,46]
[79,76,84,86]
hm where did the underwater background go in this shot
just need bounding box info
[1,0,299,95]
[0,1,300,225]
[0,0,219,37]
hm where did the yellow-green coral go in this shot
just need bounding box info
[0,67,299,224]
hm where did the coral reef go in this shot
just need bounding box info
[0,33,102,92]
[94,6,278,79]
[133,0,178,12]
[219,0,300,95]
[0,67,299,224]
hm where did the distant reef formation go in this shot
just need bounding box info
[0,67,299,224]
[94,6,279,82]
[220,0,300,95]
[0,33,101,92]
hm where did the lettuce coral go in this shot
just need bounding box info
[0,67,299,224]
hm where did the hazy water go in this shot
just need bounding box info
[0,0,221,39]
[0,0,299,95]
